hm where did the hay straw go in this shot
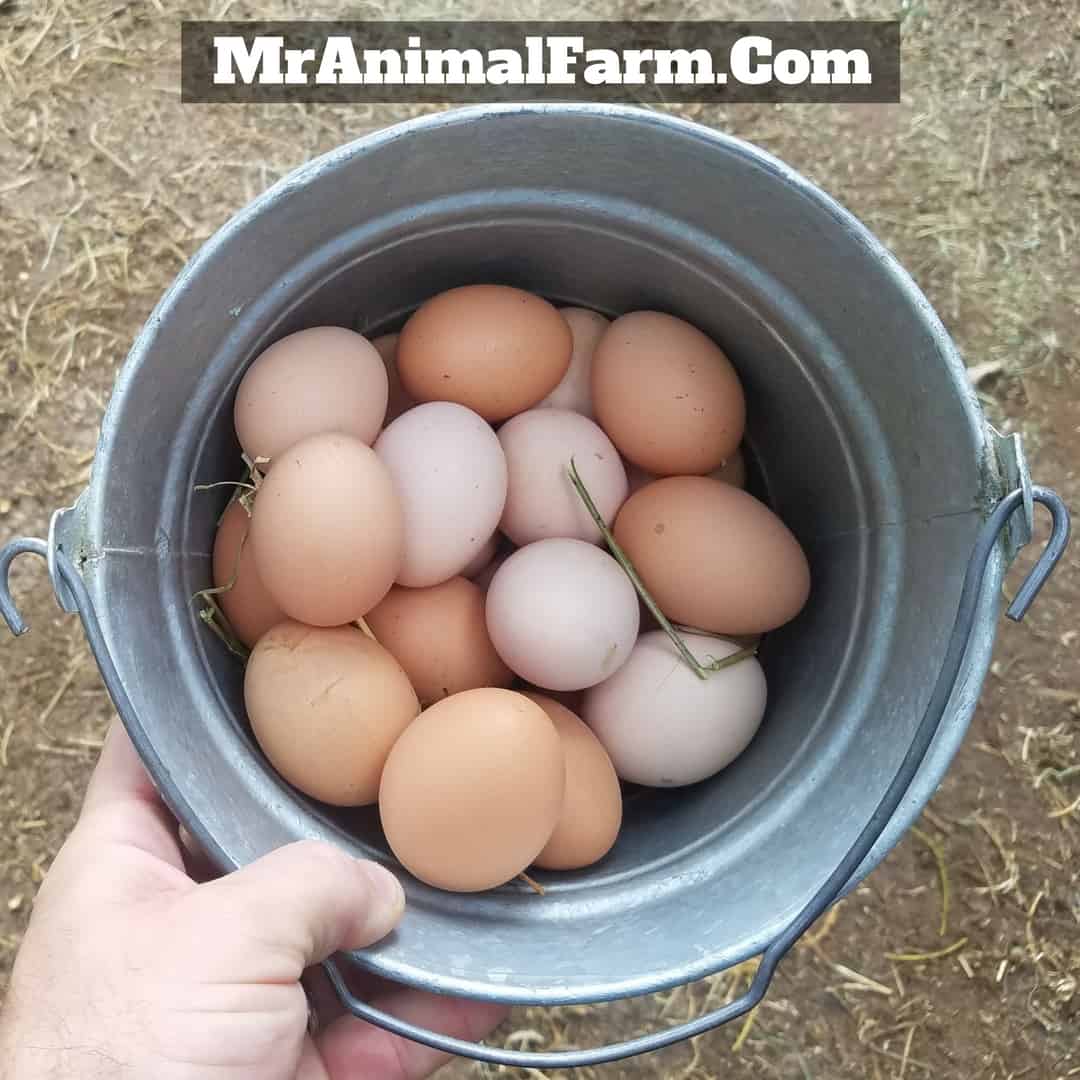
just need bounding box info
[885,938,968,963]
[910,826,951,936]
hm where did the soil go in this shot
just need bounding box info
[1,1,1077,1078]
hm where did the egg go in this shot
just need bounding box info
[537,307,609,417]
[397,285,572,422]
[613,476,810,635]
[371,332,415,425]
[366,577,513,706]
[522,693,622,871]
[378,688,565,891]
[375,402,508,587]
[498,408,628,546]
[211,500,286,648]
[245,621,419,806]
[250,432,404,626]
[591,311,745,475]
[584,631,767,787]
[486,538,639,691]
[233,326,388,463]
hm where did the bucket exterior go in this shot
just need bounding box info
[61,104,1008,1005]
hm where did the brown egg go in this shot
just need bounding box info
[522,694,622,871]
[613,476,810,635]
[371,332,415,424]
[591,311,745,475]
[245,621,419,806]
[251,432,404,626]
[397,285,572,422]
[711,446,747,488]
[211,500,286,648]
[378,688,565,892]
[366,577,513,706]
[234,326,388,463]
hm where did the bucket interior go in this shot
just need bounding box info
[187,216,882,878]
[85,108,995,1003]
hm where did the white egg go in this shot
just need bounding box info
[537,307,609,417]
[375,402,507,587]
[583,631,766,787]
[498,408,628,547]
[485,539,639,691]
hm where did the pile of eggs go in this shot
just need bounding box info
[209,285,810,893]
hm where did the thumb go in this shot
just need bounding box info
[175,840,405,982]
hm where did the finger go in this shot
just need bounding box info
[295,1037,330,1080]
[76,720,184,869]
[179,841,405,982]
[83,720,161,811]
[318,987,509,1080]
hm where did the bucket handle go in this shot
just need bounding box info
[0,485,1071,1069]
[321,485,1070,1068]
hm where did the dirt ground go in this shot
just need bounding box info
[1,1,1077,1077]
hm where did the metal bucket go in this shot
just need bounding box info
[0,104,1069,1068]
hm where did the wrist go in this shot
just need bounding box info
[0,982,118,1080]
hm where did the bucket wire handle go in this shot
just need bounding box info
[0,487,1070,1069]
[322,485,1070,1069]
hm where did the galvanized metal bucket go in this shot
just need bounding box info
[0,105,1069,1068]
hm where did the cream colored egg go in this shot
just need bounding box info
[584,631,766,787]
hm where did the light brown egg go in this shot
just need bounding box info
[591,311,745,475]
[378,688,565,892]
[613,476,810,635]
[251,432,403,626]
[371,332,415,424]
[234,326,388,463]
[522,693,622,871]
[211,500,286,649]
[366,577,513,707]
[397,285,572,422]
[245,621,419,806]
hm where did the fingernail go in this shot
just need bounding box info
[358,861,406,940]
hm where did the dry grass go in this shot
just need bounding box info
[1,1,1078,1078]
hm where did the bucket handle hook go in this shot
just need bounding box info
[0,487,1070,1069]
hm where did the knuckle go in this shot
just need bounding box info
[289,839,357,879]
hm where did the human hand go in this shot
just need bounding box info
[0,721,506,1079]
